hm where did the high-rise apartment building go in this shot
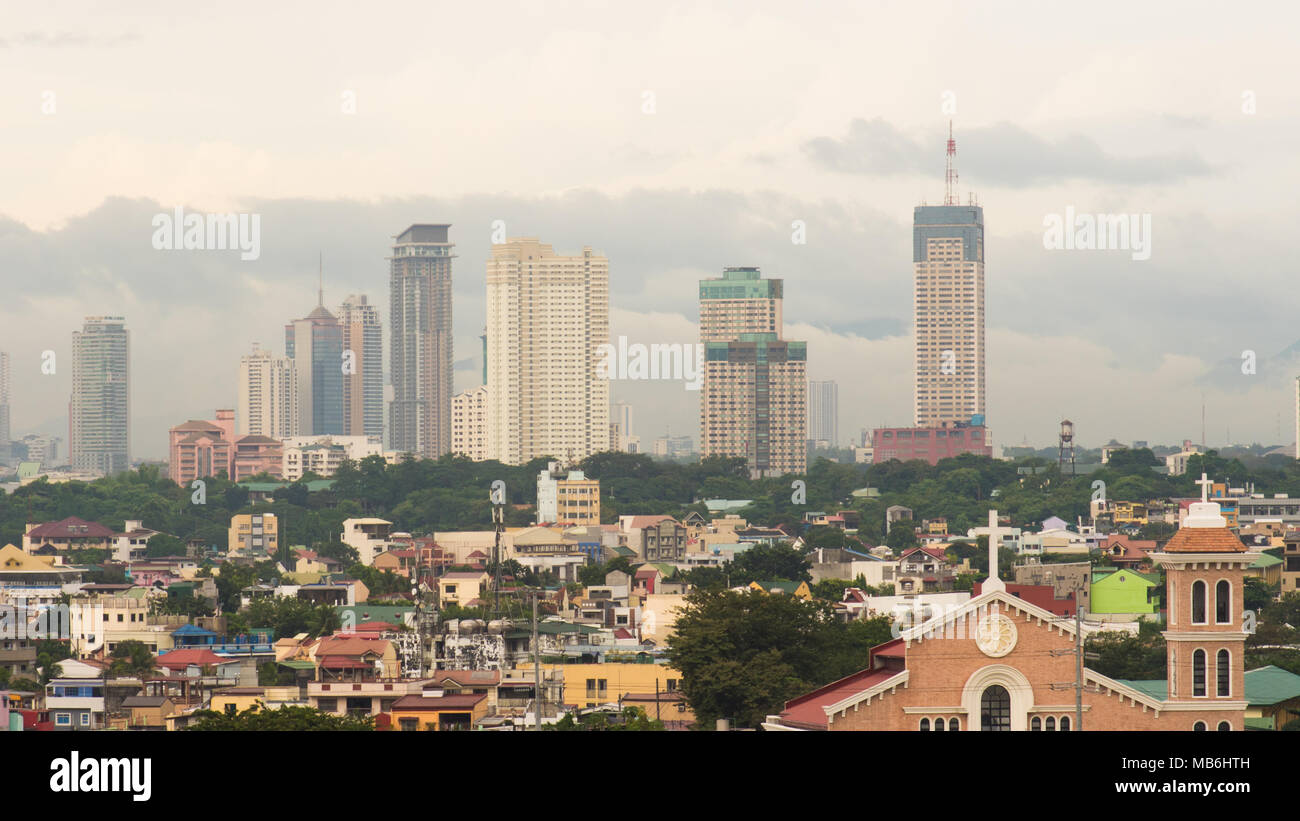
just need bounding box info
[913,126,984,427]
[451,385,489,462]
[485,238,610,465]
[389,224,455,458]
[0,351,10,467]
[238,345,299,438]
[69,316,130,475]
[286,292,344,436]
[614,401,637,452]
[699,268,806,477]
[337,294,383,438]
[808,380,839,447]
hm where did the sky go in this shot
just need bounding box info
[2,1,1298,460]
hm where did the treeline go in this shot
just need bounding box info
[2,447,1292,555]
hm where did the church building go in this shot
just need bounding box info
[763,492,1254,731]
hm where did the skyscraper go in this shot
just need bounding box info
[238,345,299,438]
[808,380,839,446]
[389,224,454,458]
[699,267,806,477]
[286,289,344,436]
[0,351,10,466]
[337,294,383,438]
[486,237,610,465]
[913,124,985,427]
[70,316,130,475]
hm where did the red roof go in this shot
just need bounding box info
[391,693,485,711]
[349,621,399,632]
[613,628,634,639]
[778,667,900,730]
[156,649,229,668]
[26,517,115,539]
[319,657,373,669]
[871,638,905,659]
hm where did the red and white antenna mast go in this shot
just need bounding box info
[944,120,959,205]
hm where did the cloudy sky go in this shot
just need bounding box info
[3,2,1298,459]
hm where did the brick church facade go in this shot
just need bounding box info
[764,498,1254,731]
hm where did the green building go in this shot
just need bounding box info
[1090,568,1161,616]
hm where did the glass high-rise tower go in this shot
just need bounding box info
[286,295,344,437]
[70,316,130,474]
[389,224,454,458]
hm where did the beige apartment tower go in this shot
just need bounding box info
[337,294,384,438]
[238,346,299,438]
[699,267,806,478]
[485,238,610,465]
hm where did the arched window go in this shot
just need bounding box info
[1217,721,1231,732]
[1193,721,1207,731]
[1030,716,1041,731]
[1193,649,1207,697]
[919,718,930,731]
[1191,581,1207,624]
[1045,716,1056,731]
[934,717,946,732]
[948,717,959,731]
[1217,649,1230,697]
[980,685,1011,731]
[1060,715,1071,732]
[1215,580,1231,624]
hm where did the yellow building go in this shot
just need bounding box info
[227,513,278,556]
[439,571,491,606]
[390,691,490,731]
[210,686,305,715]
[536,660,688,713]
[1112,501,1149,526]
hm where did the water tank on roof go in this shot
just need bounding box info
[488,620,509,634]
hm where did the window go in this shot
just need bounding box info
[1059,716,1070,731]
[934,717,946,732]
[56,713,71,726]
[80,713,90,726]
[225,704,237,716]
[1045,716,1056,731]
[948,717,959,731]
[1193,721,1207,731]
[980,685,1011,732]
[1191,580,1207,624]
[1217,721,1231,732]
[1215,580,1231,624]
[1217,649,1230,697]
[1030,716,1041,731]
[919,718,930,731]
[1193,649,1207,697]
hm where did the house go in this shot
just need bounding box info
[1090,568,1161,618]
[439,571,491,607]
[621,516,687,562]
[118,694,176,730]
[112,520,168,562]
[0,543,85,607]
[44,678,106,730]
[747,580,812,600]
[390,690,489,731]
[1248,552,1283,587]
[1102,535,1156,569]
[1242,665,1300,730]
[341,518,394,566]
[293,549,343,576]
[895,546,957,594]
[23,517,116,554]
[311,635,400,682]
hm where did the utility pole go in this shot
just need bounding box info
[532,591,541,731]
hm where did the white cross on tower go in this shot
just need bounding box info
[984,508,1006,592]
[1195,472,1212,504]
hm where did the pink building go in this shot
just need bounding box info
[872,422,992,466]
[169,410,282,486]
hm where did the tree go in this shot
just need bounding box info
[145,532,187,558]
[666,590,882,729]
[885,525,918,551]
[811,578,852,602]
[1085,621,1166,680]
[725,543,811,586]
[109,640,157,680]
[184,704,374,731]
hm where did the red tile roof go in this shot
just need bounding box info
[155,649,229,669]
[1164,527,1247,554]
[391,693,485,711]
[26,516,115,539]
[777,667,900,730]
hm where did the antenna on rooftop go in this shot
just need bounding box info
[944,121,959,206]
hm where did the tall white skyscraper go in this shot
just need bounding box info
[913,125,985,427]
[808,380,839,446]
[451,385,490,462]
[337,294,384,438]
[70,316,130,475]
[486,237,610,465]
[238,345,299,438]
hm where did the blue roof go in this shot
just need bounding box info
[171,624,217,637]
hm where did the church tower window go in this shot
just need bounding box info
[1215,580,1230,624]
[1193,649,1207,697]
[1217,649,1230,697]
[1191,580,1207,624]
